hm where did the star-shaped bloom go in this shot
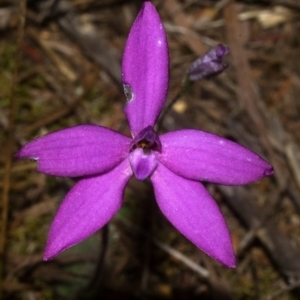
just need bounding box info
[16,2,273,267]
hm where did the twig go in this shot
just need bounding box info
[260,279,300,300]
[117,215,209,278]
[220,186,300,282]
[163,0,207,56]
[77,225,109,299]
[153,240,209,278]
[0,0,26,298]
[157,75,191,130]
[27,27,77,82]
[57,0,121,87]
[0,162,37,176]
[224,1,275,163]
[239,0,300,10]
[22,96,83,137]
[236,189,285,256]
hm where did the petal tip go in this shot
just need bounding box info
[43,249,55,261]
[210,244,236,268]
[214,248,236,268]
[15,144,39,161]
[43,254,50,261]
[264,165,274,177]
[227,262,237,269]
[216,44,229,57]
[225,256,237,269]
[14,148,26,159]
[43,241,66,261]
[141,1,155,11]
[43,244,59,261]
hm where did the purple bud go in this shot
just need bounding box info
[188,44,229,81]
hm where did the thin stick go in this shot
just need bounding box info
[260,279,300,300]
[0,1,26,297]
[118,215,209,278]
[157,75,191,130]
[77,226,109,299]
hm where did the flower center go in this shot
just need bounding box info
[130,125,162,154]
[129,126,161,181]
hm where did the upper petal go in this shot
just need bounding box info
[16,125,131,177]
[44,159,132,260]
[151,163,235,267]
[158,130,273,185]
[122,2,169,136]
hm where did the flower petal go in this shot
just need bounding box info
[122,2,169,136]
[151,163,235,267]
[129,148,158,180]
[44,159,132,260]
[16,125,131,177]
[158,130,273,185]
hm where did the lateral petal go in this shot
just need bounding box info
[44,159,132,260]
[158,130,273,185]
[151,163,235,268]
[122,2,169,136]
[16,125,131,177]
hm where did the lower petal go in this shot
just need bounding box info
[151,163,235,268]
[44,159,132,260]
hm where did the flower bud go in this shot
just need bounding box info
[188,44,229,81]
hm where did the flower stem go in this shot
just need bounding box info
[77,225,109,299]
[157,74,192,131]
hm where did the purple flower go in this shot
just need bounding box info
[188,44,229,81]
[16,2,273,267]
